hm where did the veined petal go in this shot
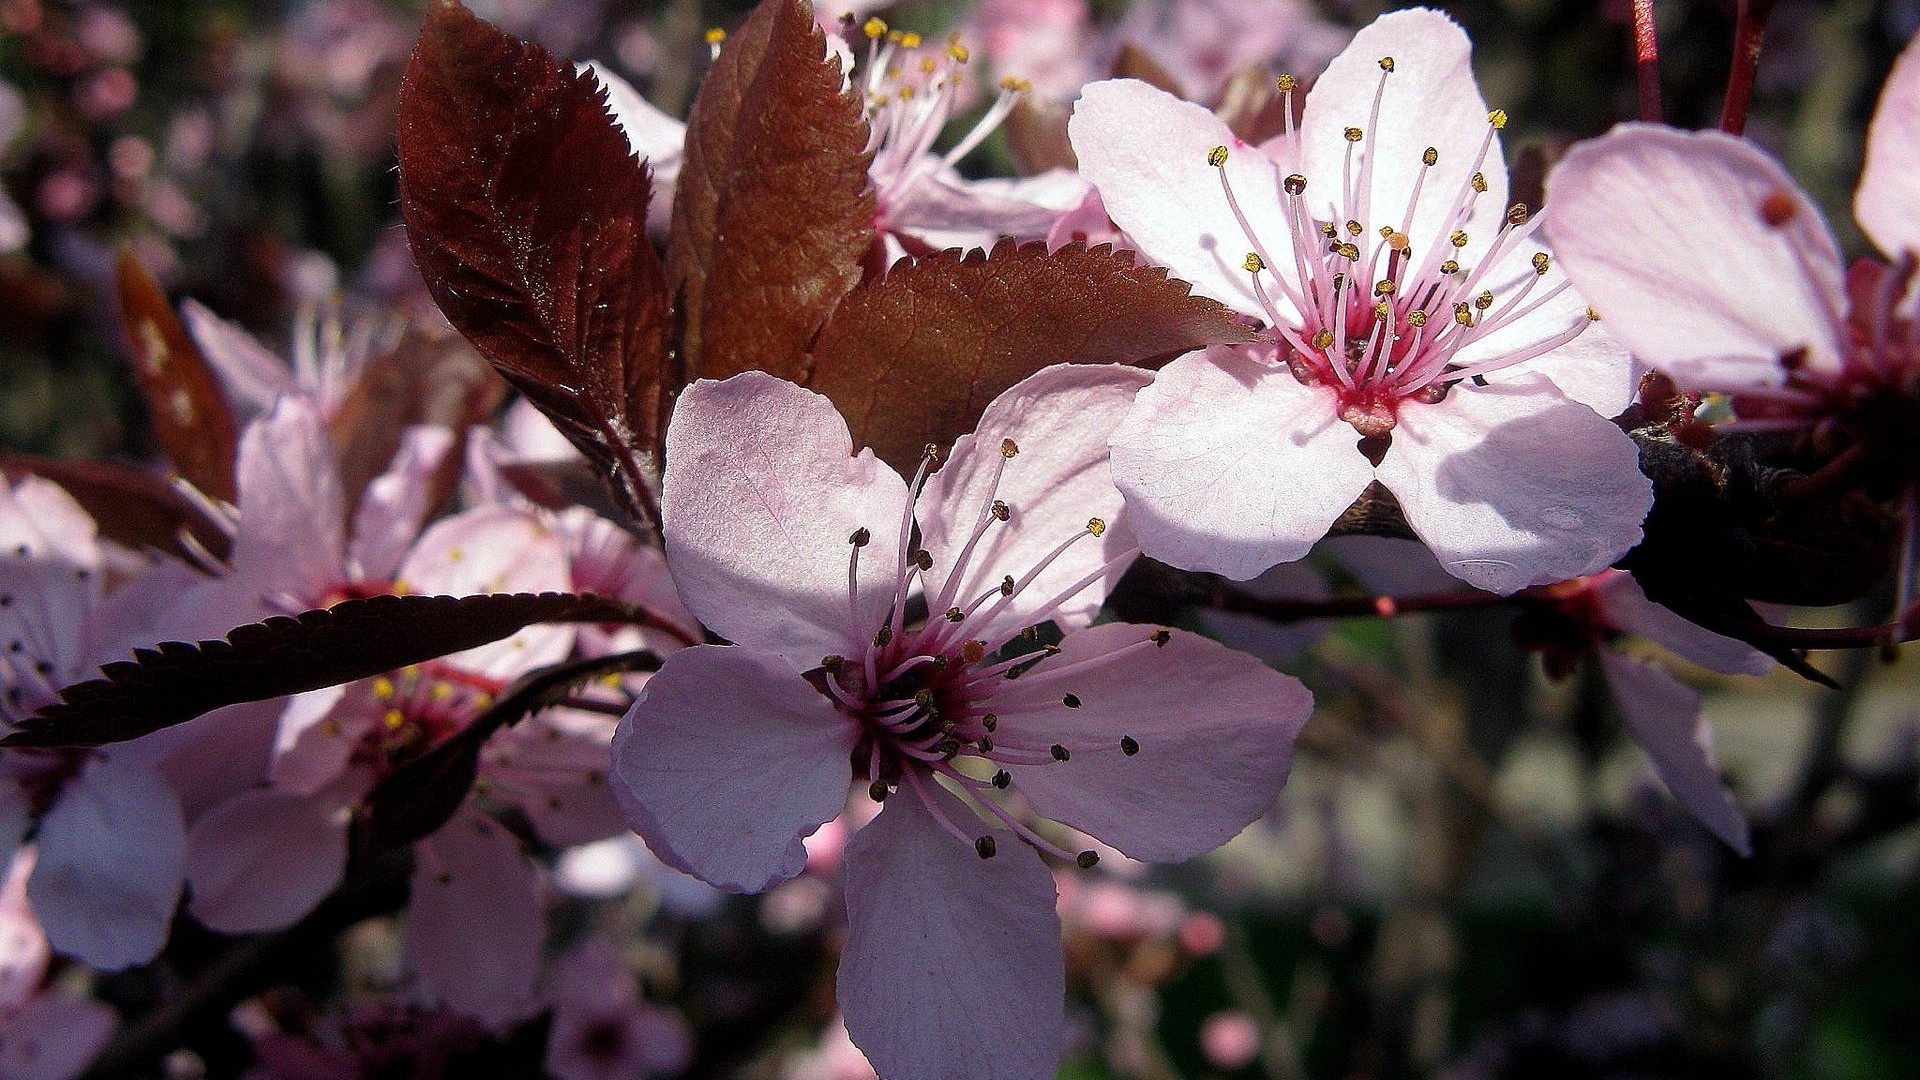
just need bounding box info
[1594,572,1773,677]
[919,364,1151,640]
[610,645,857,893]
[839,780,1063,1080]
[1858,30,1920,260]
[662,374,909,667]
[409,809,544,1026]
[1377,377,1651,594]
[1070,79,1296,316]
[1110,347,1374,581]
[994,623,1310,862]
[28,758,185,970]
[1598,650,1751,855]
[1300,8,1508,259]
[185,788,346,934]
[1455,244,1637,418]
[1548,124,1849,390]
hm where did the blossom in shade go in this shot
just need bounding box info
[1069,9,1650,592]
[613,366,1312,1080]
[1515,570,1772,853]
[1546,30,1920,623]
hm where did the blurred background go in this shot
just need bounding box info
[4,2,1919,1078]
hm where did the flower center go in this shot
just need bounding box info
[349,664,501,779]
[1208,62,1596,436]
[812,440,1152,865]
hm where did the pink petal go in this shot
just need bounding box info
[610,645,857,893]
[485,710,626,849]
[1110,347,1375,580]
[1069,79,1296,316]
[1598,650,1751,855]
[993,623,1311,861]
[0,993,117,1080]
[1594,572,1773,677]
[232,399,345,605]
[148,699,282,822]
[1376,378,1651,594]
[397,505,575,676]
[1453,244,1637,419]
[662,374,909,667]
[28,758,184,970]
[268,685,360,796]
[408,809,545,1027]
[839,781,1063,1080]
[1858,31,1920,259]
[1300,9,1507,261]
[180,299,296,420]
[1548,124,1848,391]
[185,788,346,934]
[1196,557,1333,662]
[918,364,1151,641]
[346,424,456,583]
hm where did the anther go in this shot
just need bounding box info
[1319,222,1338,238]
[1207,145,1229,168]
[923,443,942,462]
[978,735,993,753]
[1086,518,1106,537]
[1531,251,1550,275]
[1000,438,1019,458]
[1474,290,1495,310]
[874,625,893,647]
[998,75,1032,92]
[870,779,891,802]
[991,500,1010,521]
[1586,307,1601,321]
[913,688,936,709]
[1471,172,1488,193]
[992,769,1011,789]
[1063,693,1083,708]
[1335,242,1360,260]
[1276,74,1296,93]
[1449,230,1469,248]
[899,30,922,48]
[911,549,933,571]
[1076,850,1100,869]
[1373,300,1392,320]
[1487,109,1508,129]
[1454,302,1474,325]
[1422,147,1438,166]
[1378,56,1395,72]
[1151,630,1171,647]
[1387,231,1410,252]
[1050,744,1071,761]
[1284,174,1307,196]
[945,607,965,622]
[1506,203,1531,225]
[1440,259,1460,275]
[1244,252,1266,273]
[1343,127,1363,143]
[999,575,1015,596]
[982,713,998,731]
[704,27,726,45]
[1120,735,1140,756]
[975,836,997,858]
[1345,219,1363,236]
[863,16,887,37]
[1407,309,1429,327]
[850,527,871,547]
[1312,329,1334,350]
[948,42,970,63]
[1374,279,1396,296]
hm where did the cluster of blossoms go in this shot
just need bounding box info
[3,0,1919,1077]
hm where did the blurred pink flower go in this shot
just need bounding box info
[613,366,1313,1079]
[1072,10,1650,592]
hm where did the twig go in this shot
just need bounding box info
[1720,0,1779,135]
[1631,0,1663,122]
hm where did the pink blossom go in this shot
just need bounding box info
[1070,9,1651,592]
[0,850,115,1080]
[1547,31,1920,619]
[542,937,691,1080]
[613,366,1313,1079]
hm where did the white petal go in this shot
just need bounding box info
[1599,650,1751,855]
[29,759,185,970]
[1858,30,1920,259]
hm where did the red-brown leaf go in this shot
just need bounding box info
[396,0,666,520]
[1,592,650,749]
[0,452,233,565]
[667,0,874,383]
[804,240,1255,470]
[115,253,240,502]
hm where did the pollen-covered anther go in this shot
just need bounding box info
[704,27,726,45]
[998,75,1031,92]
[1283,174,1307,196]
[1471,172,1488,193]
[1373,300,1392,320]
[1062,693,1083,708]
[1474,290,1495,310]
[1374,279,1396,296]
[1449,230,1469,248]
[945,607,965,622]
[849,527,871,547]
[1407,309,1429,327]
[1377,56,1395,72]
[1076,850,1100,869]
[1440,259,1460,275]
[1345,219,1363,236]
[1335,242,1360,260]
[874,625,893,647]
[975,835,997,858]
[1506,203,1531,225]
[1206,145,1229,168]
[999,575,1016,596]
[1531,251,1551,275]
[992,769,1011,789]
[1086,517,1107,537]
[991,499,1010,521]
[982,713,998,731]
[911,549,933,571]
[1586,307,1601,321]
[948,41,969,63]
[1243,252,1266,273]
[899,30,922,48]
[913,688,936,709]
[960,640,986,664]
[1000,437,1019,458]
[862,16,887,38]
[1319,221,1338,239]
[1276,73,1296,93]
[1454,302,1474,325]
[1119,735,1140,756]
[1312,329,1334,350]
[1343,126,1364,143]
[822,654,845,673]
[1049,744,1071,762]
[1422,146,1438,166]
[373,676,396,700]
[1487,109,1508,129]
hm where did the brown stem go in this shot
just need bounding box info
[1719,0,1778,135]
[1211,584,1516,623]
[1631,0,1663,122]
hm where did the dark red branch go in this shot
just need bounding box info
[1719,0,1778,135]
[1631,0,1663,122]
